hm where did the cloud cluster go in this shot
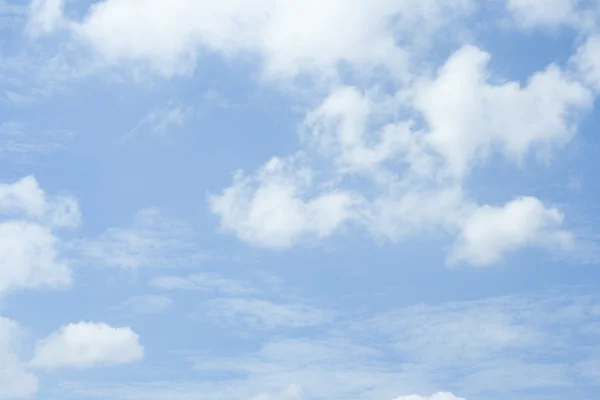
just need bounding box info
[26,0,473,79]
[26,1,600,268]
[0,175,144,396]
[210,44,590,265]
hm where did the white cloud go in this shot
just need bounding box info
[448,196,572,266]
[75,207,203,269]
[26,0,65,37]
[30,322,144,369]
[0,176,79,292]
[0,221,71,292]
[393,393,465,400]
[28,0,474,79]
[0,175,81,228]
[209,157,360,249]
[151,273,258,296]
[415,45,593,178]
[506,0,581,29]
[120,295,173,314]
[572,34,600,91]
[202,298,333,329]
[210,45,590,265]
[0,317,38,398]
[53,289,600,399]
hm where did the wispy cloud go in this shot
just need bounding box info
[151,273,259,296]
[200,298,334,329]
[121,100,192,142]
[72,208,209,269]
[119,295,173,315]
[0,120,73,164]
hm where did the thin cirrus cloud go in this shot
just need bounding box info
[121,100,192,142]
[73,207,205,269]
[201,298,334,329]
[151,273,259,296]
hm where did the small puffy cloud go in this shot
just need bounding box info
[393,393,465,400]
[0,221,71,292]
[0,176,79,293]
[30,322,144,369]
[415,45,593,178]
[0,318,38,398]
[0,175,81,228]
[209,157,360,249]
[448,197,572,266]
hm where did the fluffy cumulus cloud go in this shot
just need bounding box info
[0,176,79,292]
[27,0,474,79]
[30,322,144,369]
[449,197,572,266]
[210,43,591,265]
[209,157,360,249]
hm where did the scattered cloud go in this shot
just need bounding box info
[448,196,572,266]
[30,322,144,369]
[210,44,592,265]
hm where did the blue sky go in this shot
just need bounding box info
[2,0,600,399]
